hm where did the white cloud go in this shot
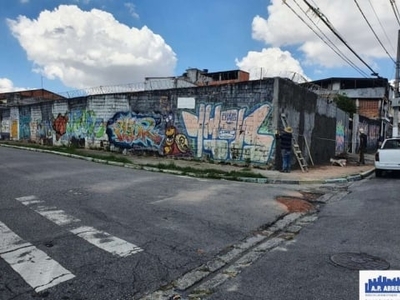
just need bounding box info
[124,3,139,19]
[0,78,26,93]
[236,48,309,83]
[20,0,30,4]
[0,78,15,92]
[72,0,91,4]
[7,5,177,89]
[246,0,398,79]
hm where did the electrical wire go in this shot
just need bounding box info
[368,0,396,55]
[303,0,381,77]
[354,0,396,64]
[390,0,400,26]
[284,0,369,77]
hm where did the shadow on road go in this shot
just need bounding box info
[376,170,400,179]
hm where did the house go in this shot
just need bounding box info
[303,77,391,150]
[182,68,250,86]
[143,68,250,90]
[304,77,390,119]
[0,89,65,107]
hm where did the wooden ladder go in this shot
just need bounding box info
[280,114,308,172]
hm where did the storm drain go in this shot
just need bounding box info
[330,252,390,270]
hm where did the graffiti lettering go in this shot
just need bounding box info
[67,110,105,141]
[107,112,163,149]
[181,103,274,163]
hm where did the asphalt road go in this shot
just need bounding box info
[0,147,324,300]
[206,172,400,300]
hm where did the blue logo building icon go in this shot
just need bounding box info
[365,276,400,293]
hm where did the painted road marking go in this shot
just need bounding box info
[35,207,81,226]
[71,226,143,257]
[16,195,143,257]
[0,221,75,292]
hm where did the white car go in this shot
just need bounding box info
[374,138,400,177]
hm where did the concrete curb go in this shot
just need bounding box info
[0,144,375,185]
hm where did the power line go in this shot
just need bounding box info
[368,0,396,55]
[390,0,400,26]
[284,0,369,77]
[354,0,396,64]
[303,0,381,77]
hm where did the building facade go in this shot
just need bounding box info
[304,77,391,151]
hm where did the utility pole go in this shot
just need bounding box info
[393,30,400,137]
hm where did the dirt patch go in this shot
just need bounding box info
[276,196,315,213]
[299,192,324,202]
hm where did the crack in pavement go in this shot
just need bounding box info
[138,190,350,300]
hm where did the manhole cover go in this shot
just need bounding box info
[330,252,390,270]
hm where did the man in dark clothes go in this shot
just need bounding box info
[358,128,367,165]
[275,126,293,173]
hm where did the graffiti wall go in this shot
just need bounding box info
[0,100,276,163]
[67,109,106,147]
[335,109,350,155]
[104,102,274,162]
[359,115,380,151]
[10,107,19,140]
[106,111,192,157]
[0,109,10,139]
[2,78,340,165]
[181,103,274,163]
[19,106,31,140]
[335,120,345,154]
[106,112,164,152]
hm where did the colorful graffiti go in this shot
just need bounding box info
[106,112,164,150]
[163,112,191,156]
[52,113,69,141]
[66,110,106,140]
[19,114,31,140]
[1,119,9,134]
[335,120,345,154]
[181,103,274,163]
[11,120,18,139]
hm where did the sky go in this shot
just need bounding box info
[0,0,399,95]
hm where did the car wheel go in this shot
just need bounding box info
[375,169,383,177]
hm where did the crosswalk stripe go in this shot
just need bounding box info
[16,195,143,257]
[35,207,81,226]
[0,221,75,292]
[71,226,143,257]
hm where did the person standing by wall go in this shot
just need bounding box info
[358,128,367,165]
[275,126,293,173]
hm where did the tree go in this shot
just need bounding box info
[334,94,356,116]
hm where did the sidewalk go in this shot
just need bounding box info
[128,153,375,184]
[0,143,374,185]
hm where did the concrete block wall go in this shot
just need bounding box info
[358,115,381,151]
[335,108,350,155]
[274,78,338,167]
[0,109,10,140]
[0,77,339,167]
[114,79,277,163]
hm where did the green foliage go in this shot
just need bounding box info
[0,141,266,180]
[334,94,356,116]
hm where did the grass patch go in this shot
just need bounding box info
[0,141,266,179]
[0,141,131,164]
